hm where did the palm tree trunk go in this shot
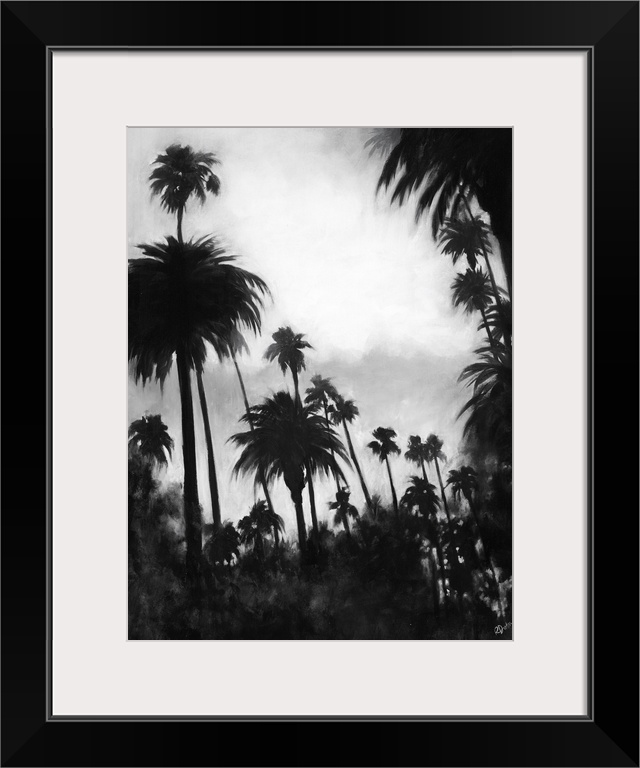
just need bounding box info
[420,459,429,483]
[175,347,201,590]
[429,550,440,618]
[231,353,277,532]
[342,422,373,510]
[467,494,504,620]
[291,492,307,554]
[305,461,319,537]
[196,370,222,531]
[434,458,460,566]
[432,534,450,616]
[479,306,496,348]
[292,368,300,407]
[385,456,399,517]
[343,514,351,538]
[324,399,341,495]
[177,206,184,244]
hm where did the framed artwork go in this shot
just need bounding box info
[2,2,637,766]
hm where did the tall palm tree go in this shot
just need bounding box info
[227,332,279,540]
[458,342,512,465]
[451,268,497,347]
[305,375,342,493]
[424,433,462,570]
[329,487,359,537]
[128,414,174,469]
[329,395,373,511]
[263,326,312,405]
[149,143,221,244]
[404,435,430,482]
[149,144,269,534]
[376,128,512,294]
[129,235,267,587]
[229,391,349,556]
[263,327,321,535]
[368,427,401,517]
[400,476,449,610]
[447,466,504,618]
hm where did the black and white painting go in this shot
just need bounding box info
[128,128,512,640]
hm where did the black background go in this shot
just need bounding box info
[1,2,638,766]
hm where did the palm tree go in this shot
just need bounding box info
[128,414,174,469]
[150,145,270,534]
[205,521,240,570]
[329,487,359,537]
[227,332,279,540]
[451,268,496,347]
[263,326,312,405]
[458,342,512,465]
[329,395,373,511]
[368,427,401,517]
[423,433,463,564]
[404,435,430,482]
[440,215,509,346]
[447,466,504,618]
[263,327,322,535]
[400,476,449,610]
[364,128,402,158]
[376,128,512,294]
[229,391,349,556]
[305,375,342,493]
[129,235,267,587]
[149,143,221,244]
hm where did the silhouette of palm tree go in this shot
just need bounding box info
[458,342,512,464]
[149,143,221,243]
[263,327,321,536]
[329,487,359,537]
[128,414,174,468]
[404,435,431,482]
[329,395,373,511]
[305,375,342,493]
[376,128,512,294]
[230,391,348,556]
[451,268,497,347]
[400,476,449,611]
[447,466,504,619]
[129,235,267,586]
[368,427,401,517]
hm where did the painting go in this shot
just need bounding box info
[128,127,512,640]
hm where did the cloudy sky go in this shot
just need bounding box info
[128,127,505,536]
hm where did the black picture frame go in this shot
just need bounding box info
[2,2,638,766]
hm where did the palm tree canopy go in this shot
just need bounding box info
[304,375,339,406]
[263,326,312,377]
[405,435,429,466]
[328,394,360,426]
[238,500,285,542]
[230,391,350,497]
[446,466,478,502]
[438,216,492,270]
[129,236,269,386]
[458,342,512,456]
[329,487,359,526]
[400,476,441,518]
[207,521,240,565]
[128,414,174,467]
[149,144,221,214]
[368,427,401,462]
[424,434,446,464]
[376,128,512,241]
[364,128,403,158]
[451,268,494,315]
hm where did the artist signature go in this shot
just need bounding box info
[494,622,512,635]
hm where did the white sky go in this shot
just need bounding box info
[128,127,506,536]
